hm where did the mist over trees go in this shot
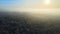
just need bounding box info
[0,11,60,34]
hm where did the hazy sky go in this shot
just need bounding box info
[0,0,60,11]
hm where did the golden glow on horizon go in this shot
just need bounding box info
[9,0,60,15]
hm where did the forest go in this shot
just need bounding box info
[0,11,60,34]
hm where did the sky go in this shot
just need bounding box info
[0,0,60,12]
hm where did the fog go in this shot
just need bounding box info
[0,10,60,34]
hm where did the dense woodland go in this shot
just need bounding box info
[0,11,60,34]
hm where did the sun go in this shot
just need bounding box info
[45,0,51,5]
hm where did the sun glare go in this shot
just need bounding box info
[45,0,51,5]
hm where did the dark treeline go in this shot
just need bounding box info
[0,11,60,34]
